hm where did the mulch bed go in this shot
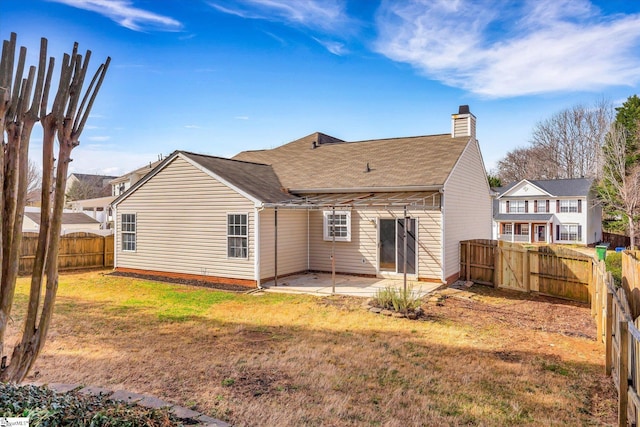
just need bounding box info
[108,271,252,293]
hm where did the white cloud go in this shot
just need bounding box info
[50,0,182,32]
[184,125,201,129]
[209,0,349,33]
[234,116,249,120]
[68,148,161,176]
[374,0,640,98]
[86,135,111,142]
[313,37,348,56]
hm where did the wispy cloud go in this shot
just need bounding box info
[374,0,640,98]
[234,116,249,120]
[313,37,347,56]
[209,0,349,32]
[208,0,355,54]
[184,124,201,129]
[50,0,182,32]
[86,135,111,142]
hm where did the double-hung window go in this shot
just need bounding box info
[227,214,248,258]
[559,200,579,213]
[323,210,351,242]
[508,200,525,213]
[121,213,136,251]
[536,200,548,213]
[559,224,581,241]
[502,223,513,235]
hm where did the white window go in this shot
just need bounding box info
[559,224,581,241]
[502,223,513,235]
[227,214,248,258]
[508,200,525,213]
[323,210,351,242]
[559,199,578,213]
[536,200,548,213]
[518,224,529,235]
[121,213,136,251]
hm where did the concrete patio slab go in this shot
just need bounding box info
[261,272,443,298]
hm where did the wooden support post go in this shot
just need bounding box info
[493,241,501,288]
[523,247,530,292]
[606,291,613,374]
[465,241,471,281]
[619,320,629,427]
[331,206,336,294]
[403,206,408,294]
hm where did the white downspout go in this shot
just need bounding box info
[307,208,310,271]
[254,205,261,289]
[113,205,118,269]
[439,188,445,283]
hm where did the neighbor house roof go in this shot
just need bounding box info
[24,211,100,225]
[232,132,471,192]
[494,213,553,222]
[496,178,594,198]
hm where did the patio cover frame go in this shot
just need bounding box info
[262,190,442,293]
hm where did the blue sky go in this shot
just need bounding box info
[4,0,640,176]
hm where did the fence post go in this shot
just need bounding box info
[523,247,530,292]
[619,320,629,427]
[465,241,471,281]
[606,291,613,373]
[493,241,501,288]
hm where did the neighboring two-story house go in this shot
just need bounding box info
[493,178,602,245]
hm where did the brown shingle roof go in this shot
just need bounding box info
[180,152,295,203]
[233,132,470,191]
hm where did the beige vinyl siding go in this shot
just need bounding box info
[308,208,443,280]
[259,208,308,279]
[442,139,492,279]
[116,156,255,280]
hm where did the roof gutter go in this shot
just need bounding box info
[290,185,443,194]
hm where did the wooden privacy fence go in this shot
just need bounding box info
[592,256,640,426]
[460,240,592,302]
[19,232,114,275]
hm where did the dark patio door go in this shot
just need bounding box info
[379,218,417,273]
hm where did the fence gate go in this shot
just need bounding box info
[496,241,529,292]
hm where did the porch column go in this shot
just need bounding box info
[511,222,515,243]
[529,222,532,244]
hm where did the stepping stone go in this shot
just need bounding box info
[110,389,146,403]
[171,405,201,420]
[137,395,173,409]
[48,383,81,393]
[197,414,231,426]
[79,386,112,397]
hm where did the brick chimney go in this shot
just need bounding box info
[451,105,476,139]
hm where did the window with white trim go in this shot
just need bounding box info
[227,214,248,258]
[559,199,578,213]
[508,200,525,213]
[323,210,351,242]
[502,223,513,235]
[559,224,581,241]
[536,200,548,213]
[121,213,136,251]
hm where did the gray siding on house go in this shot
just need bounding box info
[259,208,309,280]
[442,139,492,280]
[116,156,256,280]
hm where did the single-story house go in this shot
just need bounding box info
[492,178,602,245]
[112,106,492,287]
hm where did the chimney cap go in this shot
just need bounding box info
[458,105,470,115]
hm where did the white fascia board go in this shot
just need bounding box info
[497,179,554,199]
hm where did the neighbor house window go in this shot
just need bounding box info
[227,214,248,258]
[121,213,136,251]
[559,224,581,241]
[536,200,548,213]
[508,200,526,213]
[502,223,513,235]
[517,224,529,235]
[323,210,351,242]
[559,199,579,213]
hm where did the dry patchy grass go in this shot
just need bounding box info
[6,270,616,426]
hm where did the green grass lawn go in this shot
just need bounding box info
[6,270,616,426]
